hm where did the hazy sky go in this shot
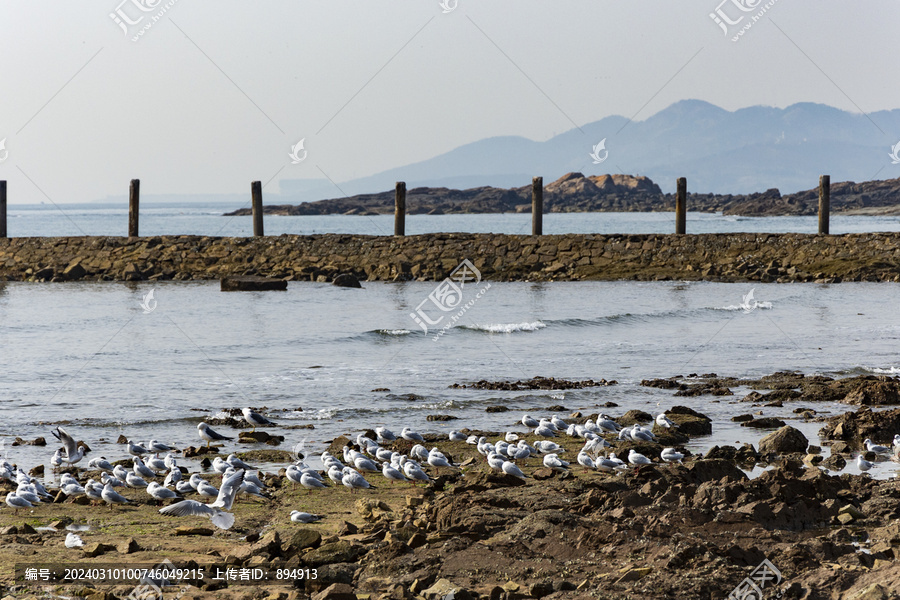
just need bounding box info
[0,1,897,204]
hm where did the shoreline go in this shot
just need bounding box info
[2,232,900,284]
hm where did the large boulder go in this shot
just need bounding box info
[759,426,809,455]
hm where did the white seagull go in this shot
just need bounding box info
[656,413,675,429]
[628,449,652,466]
[661,448,684,464]
[52,427,85,465]
[198,422,232,448]
[864,439,890,454]
[290,511,324,524]
[401,427,424,442]
[158,470,244,530]
[242,408,276,432]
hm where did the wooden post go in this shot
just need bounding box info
[675,177,687,235]
[0,181,7,238]
[128,179,139,237]
[818,175,830,235]
[532,176,543,236]
[251,181,263,237]
[394,181,406,236]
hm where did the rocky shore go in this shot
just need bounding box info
[2,232,900,283]
[223,174,900,217]
[2,371,900,599]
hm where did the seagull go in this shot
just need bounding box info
[543,454,569,471]
[147,440,175,455]
[596,417,620,433]
[101,482,131,507]
[5,492,32,513]
[85,480,104,505]
[893,434,900,455]
[285,465,305,487]
[375,427,396,442]
[198,422,232,448]
[242,408,275,432]
[501,461,526,479]
[402,461,430,484]
[448,431,467,442]
[595,457,623,472]
[534,423,557,438]
[505,432,519,442]
[133,457,157,479]
[197,480,219,498]
[125,472,148,488]
[656,414,675,429]
[630,425,655,443]
[487,452,506,471]
[857,454,874,473]
[176,480,195,495]
[401,427,424,442]
[300,473,327,493]
[341,467,372,492]
[290,511,324,524]
[158,470,244,530]
[15,486,42,505]
[864,439,890,454]
[127,441,150,457]
[577,451,595,471]
[65,532,85,548]
[146,456,167,472]
[353,455,380,473]
[87,457,114,472]
[427,449,452,471]
[212,457,229,474]
[661,448,684,464]
[163,468,182,488]
[522,414,540,428]
[550,415,569,430]
[382,462,407,484]
[534,441,564,454]
[52,427,85,465]
[628,449,652,466]
[147,482,181,504]
[102,472,125,488]
[226,454,254,471]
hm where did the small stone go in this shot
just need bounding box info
[118,537,141,554]
[82,542,115,558]
[407,532,427,549]
[312,583,356,600]
[615,567,652,583]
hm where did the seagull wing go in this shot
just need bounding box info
[212,469,244,510]
[53,427,78,458]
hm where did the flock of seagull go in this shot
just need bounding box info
[3,408,900,533]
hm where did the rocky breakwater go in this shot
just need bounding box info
[2,232,900,283]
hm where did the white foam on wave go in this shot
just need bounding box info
[462,321,547,333]
[373,329,411,336]
[718,301,774,312]
[862,365,900,374]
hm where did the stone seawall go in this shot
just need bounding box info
[1,233,899,283]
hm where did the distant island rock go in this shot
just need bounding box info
[224,173,900,218]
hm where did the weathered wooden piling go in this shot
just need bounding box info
[819,175,830,235]
[675,177,686,235]
[251,181,264,237]
[0,180,7,238]
[128,179,140,237]
[394,181,406,236]
[532,176,543,236]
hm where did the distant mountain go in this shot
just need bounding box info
[278,100,900,200]
[225,173,900,217]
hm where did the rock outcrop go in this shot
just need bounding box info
[223,174,900,217]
